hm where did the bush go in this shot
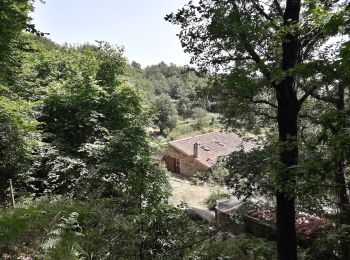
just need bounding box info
[306,225,350,259]
[191,171,210,185]
[209,162,230,186]
[188,233,276,259]
[190,163,229,186]
[168,124,194,141]
[192,107,208,130]
[154,94,178,135]
[205,190,230,211]
[0,197,88,258]
[0,196,212,259]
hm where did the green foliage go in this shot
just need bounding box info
[210,162,230,186]
[307,225,350,259]
[188,233,276,259]
[128,62,208,109]
[0,215,27,247]
[192,107,208,130]
[190,161,229,187]
[191,170,211,185]
[93,41,126,88]
[177,97,193,118]
[41,211,85,259]
[127,61,211,139]
[154,94,178,135]
[15,40,155,197]
[205,190,230,211]
[0,196,211,259]
[0,88,39,200]
[165,0,349,192]
[0,0,34,81]
[0,0,32,50]
[169,122,196,141]
[0,1,42,202]
[224,146,277,200]
[1,1,348,258]
[42,153,88,196]
[168,114,221,141]
[0,28,212,259]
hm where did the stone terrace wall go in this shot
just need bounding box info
[216,209,312,247]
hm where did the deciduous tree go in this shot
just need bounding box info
[154,94,178,135]
[166,1,346,258]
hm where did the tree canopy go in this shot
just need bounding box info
[1,0,350,258]
[166,0,349,258]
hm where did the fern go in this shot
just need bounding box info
[41,211,86,259]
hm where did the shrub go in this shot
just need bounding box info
[307,225,350,259]
[209,162,230,186]
[188,233,276,259]
[205,190,230,211]
[191,171,210,185]
[0,196,211,259]
[192,107,208,130]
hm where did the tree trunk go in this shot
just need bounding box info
[335,85,350,224]
[336,159,350,225]
[159,127,164,136]
[334,85,350,258]
[275,95,298,260]
[336,158,350,259]
[274,0,301,259]
[0,170,9,203]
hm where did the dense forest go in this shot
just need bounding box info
[1,0,350,259]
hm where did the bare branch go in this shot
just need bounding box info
[228,0,273,84]
[242,42,274,84]
[251,1,274,22]
[252,109,277,120]
[251,98,278,109]
[219,92,277,111]
[299,113,320,124]
[301,29,324,60]
[299,84,338,104]
[309,91,338,104]
[298,85,320,105]
[300,111,337,133]
[213,38,254,63]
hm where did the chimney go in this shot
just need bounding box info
[194,142,199,158]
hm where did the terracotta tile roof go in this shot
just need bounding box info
[168,131,254,167]
[247,208,333,238]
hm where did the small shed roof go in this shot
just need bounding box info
[168,131,254,167]
[247,208,333,238]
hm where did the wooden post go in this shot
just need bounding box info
[9,179,15,208]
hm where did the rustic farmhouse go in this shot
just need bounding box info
[163,131,254,176]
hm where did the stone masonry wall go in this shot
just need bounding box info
[164,145,208,177]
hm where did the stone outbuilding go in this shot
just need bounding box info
[215,198,333,247]
[163,131,254,177]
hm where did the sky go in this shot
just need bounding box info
[31,0,191,67]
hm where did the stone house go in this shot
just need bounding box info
[163,131,254,177]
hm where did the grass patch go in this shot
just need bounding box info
[168,113,221,140]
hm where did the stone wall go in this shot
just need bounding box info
[164,145,208,176]
[216,210,310,247]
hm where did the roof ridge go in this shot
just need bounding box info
[169,130,228,143]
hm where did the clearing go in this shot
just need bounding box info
[168,174,225,210]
